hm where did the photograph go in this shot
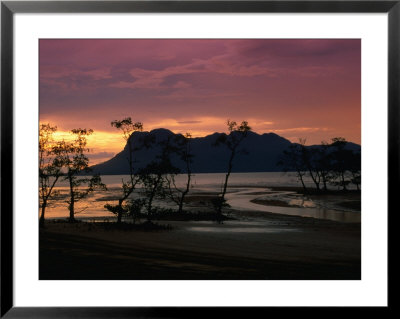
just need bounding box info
[38,38,362,280]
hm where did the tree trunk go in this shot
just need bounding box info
[341,172,347,191]
[217,172,230,216]
[117,199,123,224]
[68,175,75,222]
[39,203,46,227]
[322,175,328,191]
[297,171,308,193]
[69,200,75,222]
[178,200,184,214]
[69,202,75,222]
[308,169,320,191]
[147,179,159,221]
[218,151,234,216]
[178,172,191,214]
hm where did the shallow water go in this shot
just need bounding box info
[225,188,361,223]
[43,172,360,223]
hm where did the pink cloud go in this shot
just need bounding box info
[172,81,191,89]
[108,50,346,90]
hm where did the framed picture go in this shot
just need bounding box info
[1,0,395,317]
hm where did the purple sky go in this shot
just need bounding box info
[40,39,361,163]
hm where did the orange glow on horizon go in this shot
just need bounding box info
[42,114,360,165]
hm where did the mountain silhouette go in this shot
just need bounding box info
[90,129,360,175]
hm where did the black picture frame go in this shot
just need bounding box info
[1,0,396,317]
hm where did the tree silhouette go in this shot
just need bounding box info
[138,136,180,221]
[39,124,64,227]
[315,141,332,191]
[278,136,361,192]
[297,139,323,191]
[125,198,147,224]
[165,133,194,214]
[56,129,106,222]
[348,151,361,190]
[104,117,143,223]
[213,120,251,218]
[277,142,308,192]
[329,137,352,190]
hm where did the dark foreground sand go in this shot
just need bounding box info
[40,208,360,280]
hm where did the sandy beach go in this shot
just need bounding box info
[40,204,361,280]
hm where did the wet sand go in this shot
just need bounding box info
[40,209,360,280]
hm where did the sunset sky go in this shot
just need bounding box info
[40,39,361,164]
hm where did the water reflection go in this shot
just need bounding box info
[226,188,361,223]
[259,205,360,223]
